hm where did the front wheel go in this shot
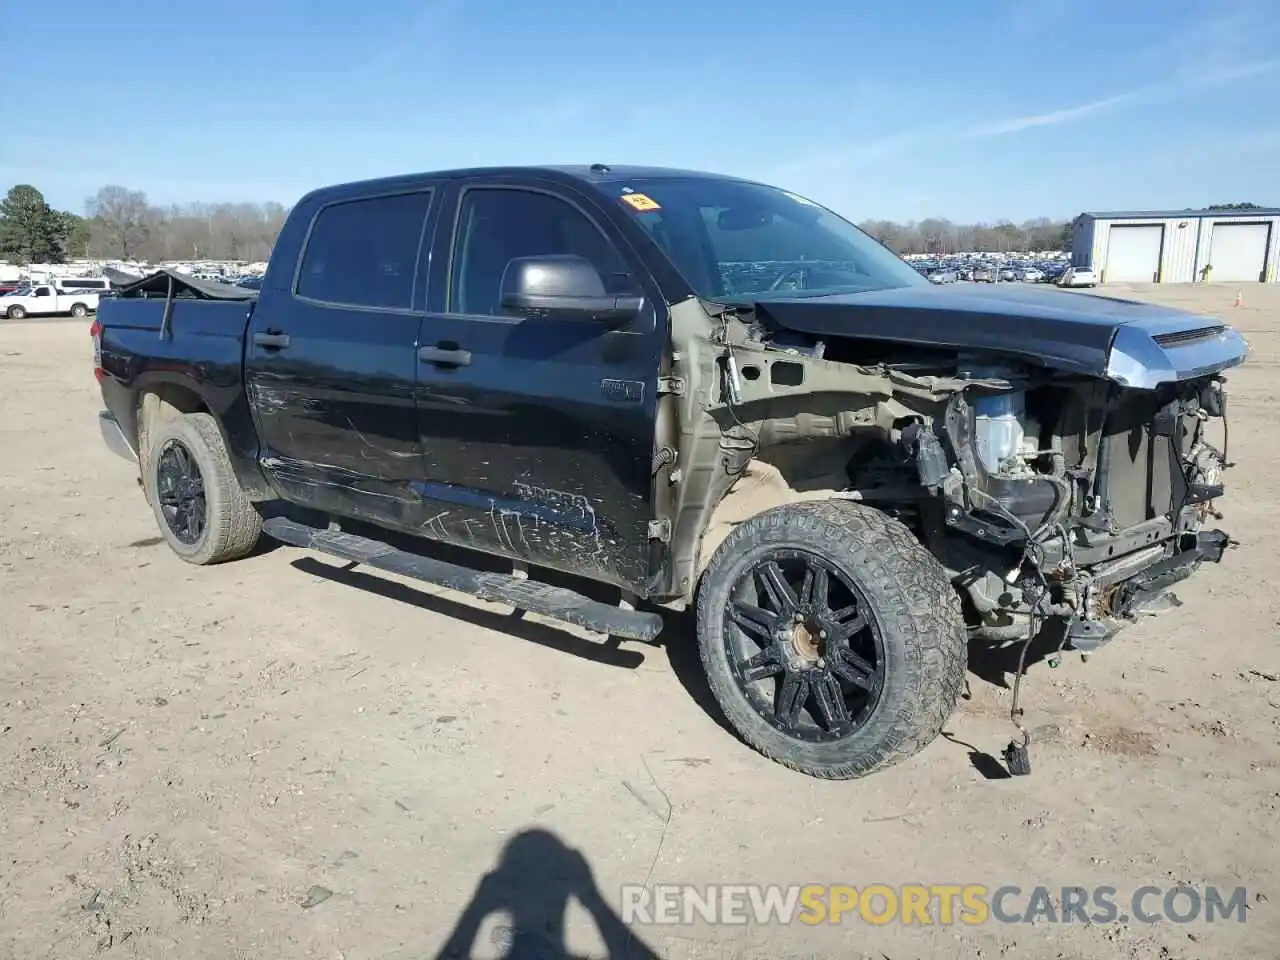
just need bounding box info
[6,305,26,320]
[696,500,966,779]
[142,412,262,564]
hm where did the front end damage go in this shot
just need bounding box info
[661,294,1247,768]
[917,370,1237,651]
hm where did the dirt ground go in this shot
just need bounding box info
[1,283,1278,960]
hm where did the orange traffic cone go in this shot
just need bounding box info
[1234,290,1244,307]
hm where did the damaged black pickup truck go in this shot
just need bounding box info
[94,165,1247,779]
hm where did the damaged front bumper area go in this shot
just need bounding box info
[1063,526,1233,650]
[923,366,1240,651]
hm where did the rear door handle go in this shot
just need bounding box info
[253,331,291,349]
[418,345,472,367]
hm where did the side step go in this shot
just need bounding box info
[262,517,665,641]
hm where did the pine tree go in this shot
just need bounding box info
[0,185,68,263]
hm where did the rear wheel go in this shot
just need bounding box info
[143,412,261,564]
[6,305,26,320]
[70,302,88,318]
[696,500,966,779]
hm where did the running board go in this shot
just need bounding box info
[262,517,665,641]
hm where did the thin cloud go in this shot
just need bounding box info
[959,92,1140,140]
[957,54,1275,142]
[742,21,1277,183]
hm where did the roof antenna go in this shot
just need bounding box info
[589,163,611,175]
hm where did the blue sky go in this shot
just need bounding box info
[1,0,1276,223]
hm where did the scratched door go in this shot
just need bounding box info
[246,186,438,529]
[412,177,668,592]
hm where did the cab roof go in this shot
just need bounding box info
[298,165,761,205]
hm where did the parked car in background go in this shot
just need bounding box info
[998,267,1017,282]
[53,277,113,296]
[972,265,996,282]
[1058,267,1098,288]
[927,269,958,284]
[235,275,263,290]
[1021,267,1044,282]
[2,283,98,319]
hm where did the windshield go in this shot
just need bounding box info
[600,177,926,301]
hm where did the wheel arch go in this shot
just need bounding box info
[694,458,848,586]
[135,380,212,456]
[133,376,274,500]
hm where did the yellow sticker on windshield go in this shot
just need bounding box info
[621,192,661,212]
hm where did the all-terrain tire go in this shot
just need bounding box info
[70,302,89,318]
[143,412,262,564]
[696,499,966,779]
[7,304,26,320]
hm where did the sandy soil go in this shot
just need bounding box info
[1,283,1277,959]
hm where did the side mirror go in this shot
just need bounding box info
[500,255,643,325]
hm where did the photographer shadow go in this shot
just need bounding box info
[435,828,660,960]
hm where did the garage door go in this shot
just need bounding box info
[1105,224,1164,282]
[1210,222,1270,282]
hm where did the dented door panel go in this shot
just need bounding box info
[412,177,669,591]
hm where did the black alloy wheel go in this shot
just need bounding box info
[155,439,207,545]
[725,550,886,743]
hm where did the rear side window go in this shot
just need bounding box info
[297,191,432,309]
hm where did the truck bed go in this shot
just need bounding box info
[99,269,255,328]
[95,269,266,497]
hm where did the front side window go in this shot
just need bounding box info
[449,188,634,316]
[597,177,926,301]
[297,191,432,309]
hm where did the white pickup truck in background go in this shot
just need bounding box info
[1,283,100,319]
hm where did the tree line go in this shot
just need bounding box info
[0,184,288,265]
[0,181,1267,266]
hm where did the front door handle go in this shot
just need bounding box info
[253,331,291,349]
[418,345,472,367]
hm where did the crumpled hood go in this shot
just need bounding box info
[750,283,1248,386]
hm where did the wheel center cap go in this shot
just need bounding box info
[790,620,821,662]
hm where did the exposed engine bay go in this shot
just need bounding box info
[663,296,1240,655]
[845,359,1231,650]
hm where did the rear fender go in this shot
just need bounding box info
[132,374,273,500]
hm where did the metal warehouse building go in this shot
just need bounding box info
[1072,208,1280,284]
